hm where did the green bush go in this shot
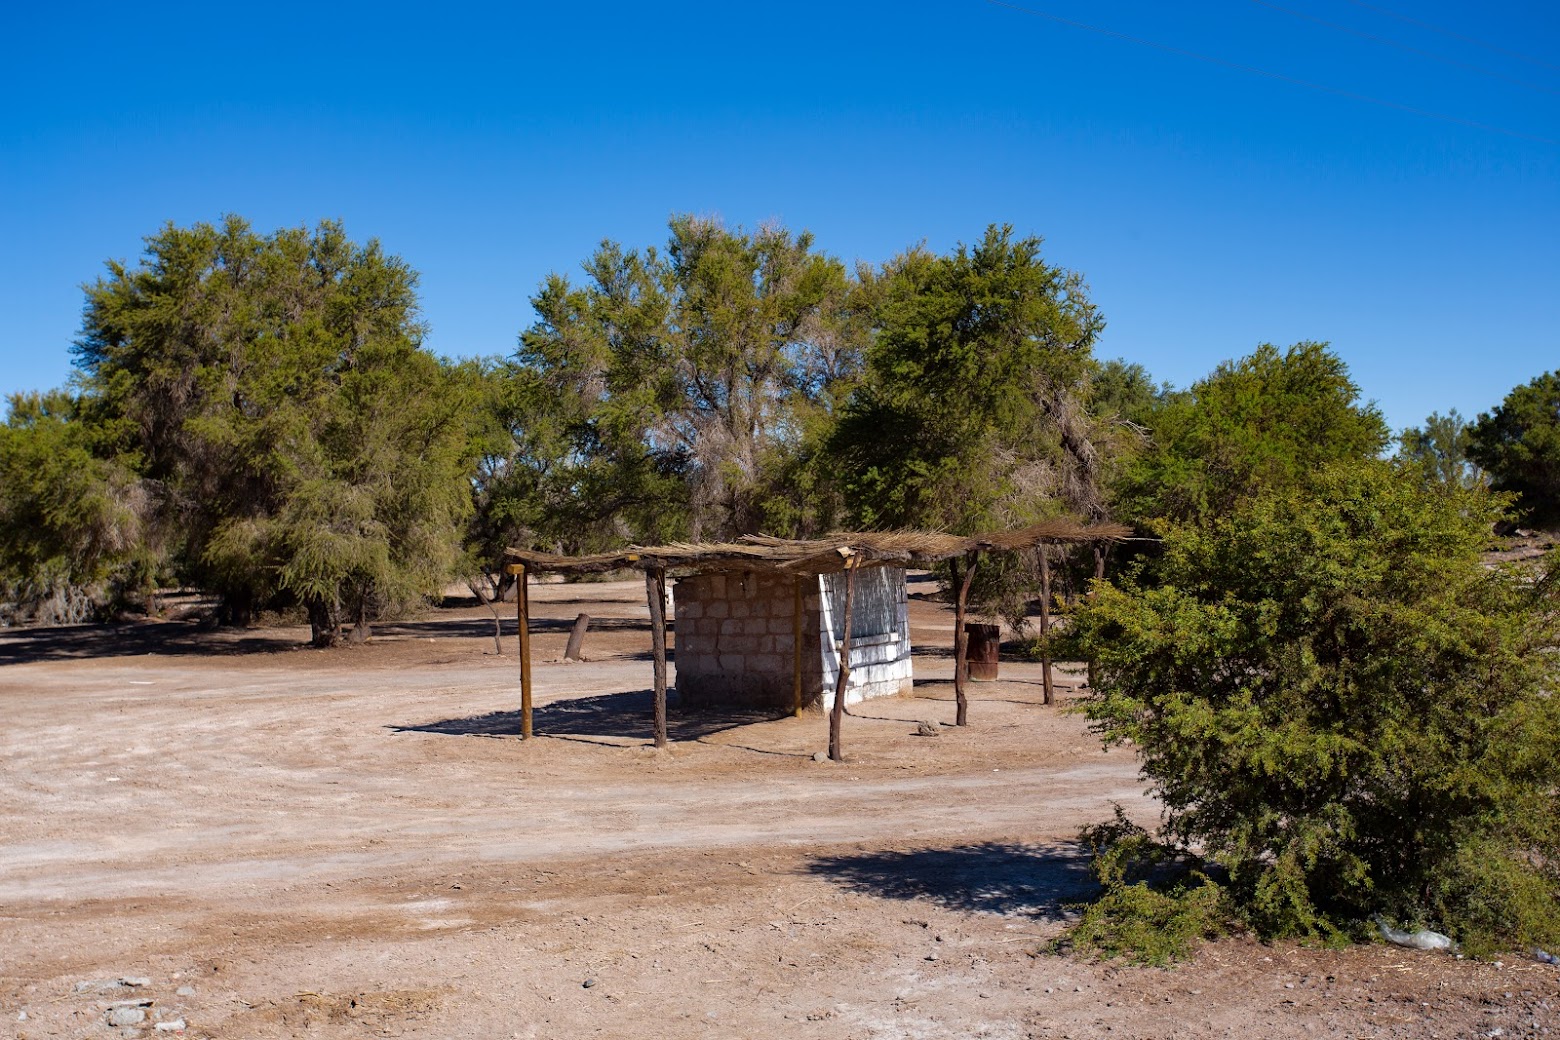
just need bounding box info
[1071,460,1560,956]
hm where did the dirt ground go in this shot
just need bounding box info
[2,577,1556,1039]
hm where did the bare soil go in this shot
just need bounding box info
[1,579,1555,1039]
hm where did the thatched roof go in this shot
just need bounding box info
[503,519,1133,576]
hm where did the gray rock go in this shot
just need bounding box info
[582,978,597,989]
[105,1006,147,1027]
[916,720,940,737]
[812,750,830,762]
[154,1020,186,1032]
[119,976,151,988]
[175,985,196,997]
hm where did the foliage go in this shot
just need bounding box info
[508,217,867,547]
[0,391,152,623]
[1056,808,1233,965]
[1074,460,1560,954]
[1398,409,1484,490]
[1468,371,1560,528]
[74,216,475,644]
[1115,342,1389,527]
[830,224,1106,534]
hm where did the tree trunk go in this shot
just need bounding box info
[952,551,978,727]
[307,595,340,648]
[645,568,669,749]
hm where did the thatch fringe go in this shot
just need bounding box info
[504,520,1132,576]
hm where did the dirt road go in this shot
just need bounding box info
[2,581,1553,1038]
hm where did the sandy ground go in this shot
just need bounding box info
[2,578,1556,1039]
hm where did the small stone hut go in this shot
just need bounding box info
[502,523,1132,750]
[674,564,911,711]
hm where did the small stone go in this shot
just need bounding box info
[17,1011,27,1021]
[106,1006,147,1027]
[915,720,940,737]
[119,977,151,988]
[154,1021,186,1032]
[582,978,596,989]
[175,986,196,997]
[812,751,829,762]
[924,953,939,961]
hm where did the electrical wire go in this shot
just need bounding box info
[983,0,1558,146]
[1247,0,1559,97]
[1341,0,1560,75]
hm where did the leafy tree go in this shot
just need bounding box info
[830,224,1106,534]
[1468,371,1560,528]
[1116,342,1389,526]
[1398,409,1484,490]
[75,217,474,644]
[1075,461,1560,954]
[510,217,866,546]
[0,392,151,624]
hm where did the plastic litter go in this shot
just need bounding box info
[1373,915,1456,952]
[1535,948,1559,965]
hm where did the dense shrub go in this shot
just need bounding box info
[1072,461,1560,958]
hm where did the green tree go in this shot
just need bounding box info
[1116,342,1389,526]
[830,224,1106,534]
[1468,371,1560,528]
[1398,409,1484,490]
[76,216,474,644]
[1076,461,1560,953]
[0,391,151,624]
[511,217,866,546]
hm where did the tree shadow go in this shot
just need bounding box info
[390,688,781,743]
[0,622,303,664]
[807,841,1097,920]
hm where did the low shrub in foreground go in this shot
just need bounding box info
[1065,461,1560,961]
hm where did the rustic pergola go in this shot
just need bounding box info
[503,520,1131,761]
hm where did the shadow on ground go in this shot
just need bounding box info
[390,688,782,743]
[807,842,1097,920]
[0,622,303,664]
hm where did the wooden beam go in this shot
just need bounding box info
[1038,543,1055,707]
[646,566,669,749]
[952,550,978,727]
[828,558,858,762]
[516,564,533,740]
[792,576,804,718]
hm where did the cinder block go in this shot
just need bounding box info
[708,601,729,619]
[730,600,750,619]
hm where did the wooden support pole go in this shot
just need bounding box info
[645,566,669,749]
[952,550,978,727]
[1038,543,1055,707]
[827,558,858,763]
[792,576,805,718]
[507,563,533,741]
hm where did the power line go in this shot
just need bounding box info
[983,0,1558,146]
[1341,0,1560,75]
[1248,0,1560,98]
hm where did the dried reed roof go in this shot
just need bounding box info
[504,519,1132,576]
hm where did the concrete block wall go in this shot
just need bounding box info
[673,566,913,712]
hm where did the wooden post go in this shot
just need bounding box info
[952,550,977,727]
[1038,543,1055,707]
[792,576,804,718]
[645,566,669,749]
[564,613,591,661]
[828,558,858,762]
[507,563,533,741]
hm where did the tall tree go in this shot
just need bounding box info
[510,217,867,546]
[830,224,1106,534]
[0,391,151,624]
[1398,409,1484,490]
[1468,371,1560,528]
[1115,342,1389,527]
[76,217,474,644]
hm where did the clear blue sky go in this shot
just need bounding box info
[3,0,1555,434]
